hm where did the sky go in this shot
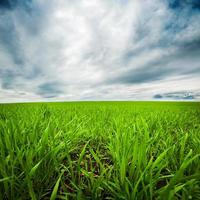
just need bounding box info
[0,0,200,102]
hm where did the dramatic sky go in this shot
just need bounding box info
[0,0,200,102]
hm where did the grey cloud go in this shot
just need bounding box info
[153,91,196,100]
[0,0,49,93]
[167,0,200,10]
[178,38,200,56]
[0,15,24,66]
[153,94,163,99]
[111,64,172,84]
[37,82,63,98]
[0,69,16,89]
[0,0,33,11]
[24,67,42,79]
[0,0,12,10]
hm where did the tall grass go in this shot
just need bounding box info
[0,102,200,199]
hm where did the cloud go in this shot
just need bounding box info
[37,82,63,98]
[0,0,200,102]
[167,0,200,10]
[153,91,197,100]
[153,94,163,99]
[0,0,12,9]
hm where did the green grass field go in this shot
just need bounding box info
[0,102,200,199]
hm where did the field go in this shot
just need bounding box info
[0,102,200,199]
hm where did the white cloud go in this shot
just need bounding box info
[0,0,200,102]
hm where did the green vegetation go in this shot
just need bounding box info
[0,102,200,199]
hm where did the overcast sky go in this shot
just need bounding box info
[0,0,200,102]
